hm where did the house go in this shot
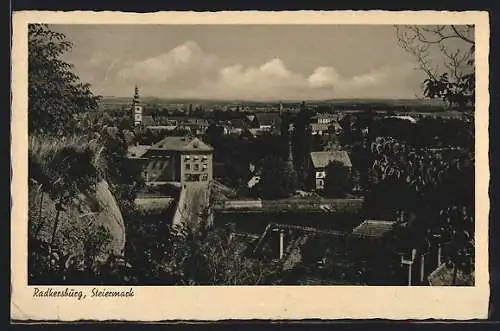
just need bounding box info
[312,113,340,124]
[127,136,213,184]
[310,151,352,191]
[310,123,331,136]
[254,113,282,131]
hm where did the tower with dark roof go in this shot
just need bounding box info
[132,85,143,127]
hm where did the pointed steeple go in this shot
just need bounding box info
[133,85,140,106]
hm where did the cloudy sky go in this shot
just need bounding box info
[52,24,433,100]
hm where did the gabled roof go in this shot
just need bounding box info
[313,113,338,120]
[142,115,155,126]
[127,145,149,158]
[229,118,248,129]
[310,151,352,169]
[151,136,213,152]
[255,113,282,127]
[352,220,396,238]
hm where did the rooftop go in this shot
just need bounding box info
[127,145,149,158]
[310,151,352,169]
[310,123,331,132]
[215,198,364,214]
[151,136,213,152]
[255,112,282,127]
[351,220,397,238]
[386,115,418,123]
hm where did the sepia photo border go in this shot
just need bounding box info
[11,10,490,321]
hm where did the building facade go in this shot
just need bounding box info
[310,151,352,191]
[128,136,214,184]
[132,85,143,127]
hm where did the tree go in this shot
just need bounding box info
[395,25,475,109]
[257,156,298,199]
[28,24,101,136]
[324,160,351,198]
[292,102,313,186]
[46,144,100,245]
[204,123,224,151]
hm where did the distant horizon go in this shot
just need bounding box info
[99,94,442,104]
[51,25,454,100]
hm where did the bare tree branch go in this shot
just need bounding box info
[451,25,475,44]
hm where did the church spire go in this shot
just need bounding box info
[133,85,140,105]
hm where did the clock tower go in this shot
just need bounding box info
[132,85,143,127]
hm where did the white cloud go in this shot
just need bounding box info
[107,41,416,100]
[308,67,342,88]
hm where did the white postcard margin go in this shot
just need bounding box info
[11,10,490,321]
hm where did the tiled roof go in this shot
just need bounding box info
[127,145,149,158]
[351,220,396,238]
[310,123,330,132]
[215,198,364,214]
[255,113,282,126]
[151,136,213,152]
[313,113,338,119]
[142,115,155,126]
[310,151,352,168]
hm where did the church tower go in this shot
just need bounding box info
[132,85,143,127]
[286,122,294,165]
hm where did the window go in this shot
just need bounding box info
[202,164,207,170]
[194,163,200,171]
[201,174,208,181]
[185,163,191,170]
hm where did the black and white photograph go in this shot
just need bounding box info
[11,11,490,321]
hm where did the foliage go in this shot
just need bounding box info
[28,135,103,244]
[395,25,475,109]
[366,135,474,279]
[28,226,119,284]
[28,24,101,135]
[257,155,298,200]
[324,160,351,198]
[124,205,282,285]
[292,102,314,185]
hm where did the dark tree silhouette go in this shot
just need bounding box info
[324,160,351,198]
[28,24,101,135]
[258,155,298,199]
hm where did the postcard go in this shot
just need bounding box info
[11,10,490,321]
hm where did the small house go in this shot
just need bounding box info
[310,151,352,191]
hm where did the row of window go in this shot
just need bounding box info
[185,155,209,161]
[184,173,209,182]
[185,162,208,171]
